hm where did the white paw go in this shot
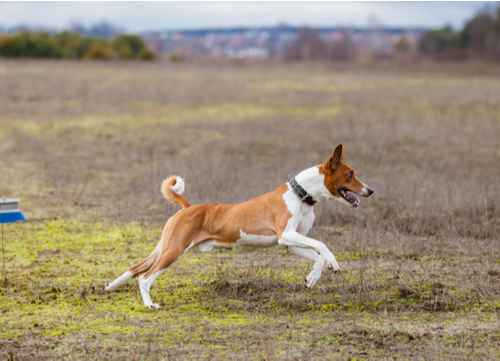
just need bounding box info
[305,274,319,289]
[147,303,161,310]
[103,283,113,292]
[305,261,324,289]
[323,254,341,273]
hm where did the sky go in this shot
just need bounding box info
[0,1,494,33]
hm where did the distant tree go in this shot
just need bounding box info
[0,30,157,60]
[418,4,500,61]
[30,32,59,57]
[460,13,494,56]
[118,44,133,59]
[53,31,93,58]
[84,43,112,60]
[419,26,461,56]
[495,5,500,32]
[285,27,327,60]
[329,30,354,60]
[112,34,145,59]
[394,37,411,54]
[139,48,155,60]
[0,31,58,58]
[0,32,27,57]
[0,31,111,59]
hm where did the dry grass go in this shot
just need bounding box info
[0,59,499,359]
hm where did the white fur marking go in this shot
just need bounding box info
[237,230,278,247]
[139,269,167,309]
[196,240,218,253]
[295,166,332,201]
[287,247,324,288]
[281,186,341,272]
[361,183,373,197]
[105,271,133,291]
[296,209,315,236]
[171,176,185,195]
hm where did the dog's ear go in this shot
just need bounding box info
[329,144,344,169]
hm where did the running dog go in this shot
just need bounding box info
[104,144,373,308]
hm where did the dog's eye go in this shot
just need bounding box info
[348,172,353,179]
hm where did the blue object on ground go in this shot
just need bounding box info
[0,197,27,224]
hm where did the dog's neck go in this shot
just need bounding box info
[294,166,332,202]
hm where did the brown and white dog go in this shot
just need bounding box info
[104,144,373,308]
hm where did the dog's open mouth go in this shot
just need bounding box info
[339,188,360,208]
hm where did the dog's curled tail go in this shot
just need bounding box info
[161,176,191,209]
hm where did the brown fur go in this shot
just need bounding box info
[129,184,292,281]
[161,176,191,209]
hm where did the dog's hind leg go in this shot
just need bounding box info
[104,245,161,292]
[286,246,324,289]
[138,241,194,309]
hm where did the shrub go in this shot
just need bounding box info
[83,43,112,60]
[118,44,133,59]
[139,48,155,60]
[112,34,145,58]
[0,31,59,58]
[31,32,59,58]
[53,31,93,59]
[0,31,103,59]
[170,53,186,62]
[0,33,27,57]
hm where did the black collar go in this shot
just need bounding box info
[288,171,317,206]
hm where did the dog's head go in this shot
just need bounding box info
[319,144,373,208]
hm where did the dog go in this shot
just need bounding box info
[104,144,373,308]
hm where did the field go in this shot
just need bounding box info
[0,59,499,359]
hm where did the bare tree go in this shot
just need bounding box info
[285,27,327,60]
[329,29,355,60]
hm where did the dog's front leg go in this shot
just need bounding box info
[286,247,324,288]
[280,231,340,272]
[288,210,325,287]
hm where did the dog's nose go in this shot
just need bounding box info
[367,188,374,197]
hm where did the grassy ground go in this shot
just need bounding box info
[0,59,499,359]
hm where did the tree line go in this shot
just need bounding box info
[286,4,500,61]
[0,31,155,60]
[419,6,500,60]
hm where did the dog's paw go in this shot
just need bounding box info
[305,266,323,289]
[305,275,318,289]
[323,254,341,273]
[147,304,161,310]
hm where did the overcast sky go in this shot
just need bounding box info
[0,1,494,33]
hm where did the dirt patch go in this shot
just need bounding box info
[37,249,60,262]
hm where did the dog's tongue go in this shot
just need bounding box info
[345,193,359,206]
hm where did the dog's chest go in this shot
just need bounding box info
[236,230,278,248]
